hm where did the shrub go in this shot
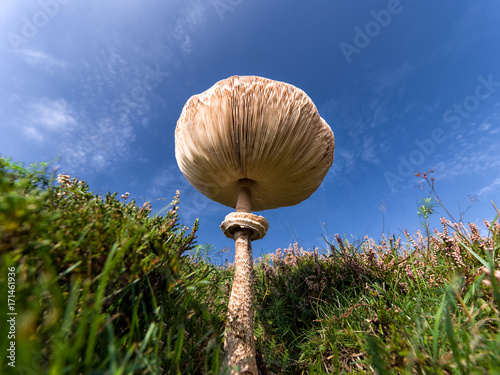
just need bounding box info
[253,220,500,373]
[2,158,499,374]
[0,157,223,374]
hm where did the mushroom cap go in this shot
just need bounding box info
[175,75,335,212]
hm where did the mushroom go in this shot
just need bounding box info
[175,75,335,374]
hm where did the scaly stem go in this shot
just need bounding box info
[224,228,258,374]
[224,178,259,374]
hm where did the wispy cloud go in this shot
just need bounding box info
[478,177,500,199]
[31,99,76,129]
[148,164,185,198]
[173,3,205,53]
[318,64,413,175]
[433,144,500,181]
[360,136,380,163]
[323,149,353,188]
[4,0,211,175]
[22,98,76,141]
[433,106,500,182]
[59,116,135,173]
[16,49,67,70]
[19,96,136,173]
[370,62,415,97]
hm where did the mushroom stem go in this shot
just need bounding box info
[224,227,258,375]
[235,179,253,213]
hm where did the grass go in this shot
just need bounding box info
[0,158,499,374]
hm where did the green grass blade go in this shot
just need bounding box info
[174,324,185,365]
[458,239,489,268]
[432,294,446,361]
[84,242,121,368]
[444,307,465,374]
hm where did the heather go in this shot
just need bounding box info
[0,157,499,374]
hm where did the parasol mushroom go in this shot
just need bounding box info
[175,75,335,374]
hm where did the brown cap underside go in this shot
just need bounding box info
[175,75,335,211]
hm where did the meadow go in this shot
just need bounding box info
[0,157,499,374]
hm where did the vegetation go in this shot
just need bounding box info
[1,158,499,374]
[0,157,222,374]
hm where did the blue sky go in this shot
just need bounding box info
[1,0,500,259]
